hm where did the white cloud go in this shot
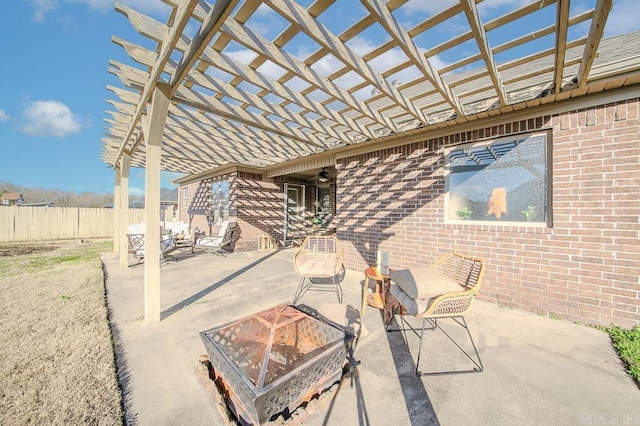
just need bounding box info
[67,0,113,12]
[28,0,110,22]
[477,0,530,14]
[29,0,57,22]
[245,2,281,38]
[20,100,86,137]
[227,49,259,66]
[28,0,170,22]
[118,0,171,16]
[309,53,343,77]
[0,110,9,122]
[605,0,640,36]
[129,186,144,197]
[402,0,456,14]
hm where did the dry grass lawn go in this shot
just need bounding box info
[0,240,122,425]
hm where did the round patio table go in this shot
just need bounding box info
[362,266,389,315]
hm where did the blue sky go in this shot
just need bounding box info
[1,0,638,197]
[0,0,182,196]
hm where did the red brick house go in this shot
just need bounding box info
[103,2,639,326]
[173,89,639,327]
[172,31,640,327]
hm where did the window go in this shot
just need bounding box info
[445,132,550,224]
[209,180,230,225]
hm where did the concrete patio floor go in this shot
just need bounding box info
[102,248,640,426]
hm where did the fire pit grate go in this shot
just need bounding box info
[200,304,354,425]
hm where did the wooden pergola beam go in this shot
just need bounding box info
[168,0,238,93]
[554,0,570,93]
[461,0,507,107]
[577,0,613,88]
[173,85,326,148]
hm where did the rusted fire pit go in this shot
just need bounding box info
[200,304,354,425]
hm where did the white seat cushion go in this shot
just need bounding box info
[389,267,460,299]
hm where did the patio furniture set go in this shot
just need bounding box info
[126,225,486,421]
[126,220,238,267]
[126,224,485,377]
[292,237,486,377]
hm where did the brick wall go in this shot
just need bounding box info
[337,98,640,327]
[178,172,337,251]
[179,178,213,235]
[179,172,239,247]
[233,172,283,251]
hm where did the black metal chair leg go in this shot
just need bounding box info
[292,277,309,304]
[332,275,343,303]
[415,316,483,376]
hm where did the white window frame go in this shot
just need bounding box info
[444,131,551,226]
[284,183,305,240]
[209,180,230,225]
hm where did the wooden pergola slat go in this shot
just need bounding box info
[220,17,394,130]
[265,0,427,128]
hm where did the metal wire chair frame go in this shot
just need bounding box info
[386,253,485,376]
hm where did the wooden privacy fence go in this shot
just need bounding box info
[0,207,145,242]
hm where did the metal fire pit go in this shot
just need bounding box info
[200,304,353,425]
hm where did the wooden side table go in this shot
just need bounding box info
[362,266,389,315]
[258,234,274,251]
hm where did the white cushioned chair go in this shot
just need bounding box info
[387,253,485,376]
[195,221,237,256]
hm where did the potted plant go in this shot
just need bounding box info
[521,205,536,221]
[455,207,473,220]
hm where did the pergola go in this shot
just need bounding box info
[102,0,640,323]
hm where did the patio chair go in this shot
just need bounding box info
[195,221,237,256]
[292,235,344,304]
[387,253,485,376]
[126,233,176,267]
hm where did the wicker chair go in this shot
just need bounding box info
[292,236,344,304]
[387,253,485,376]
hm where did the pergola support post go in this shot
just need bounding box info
[144,83,171,325]
[113,166,121,254]
[119,153,130,268]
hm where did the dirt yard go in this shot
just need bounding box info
[0,240,123,424]
[0,243,59,256]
